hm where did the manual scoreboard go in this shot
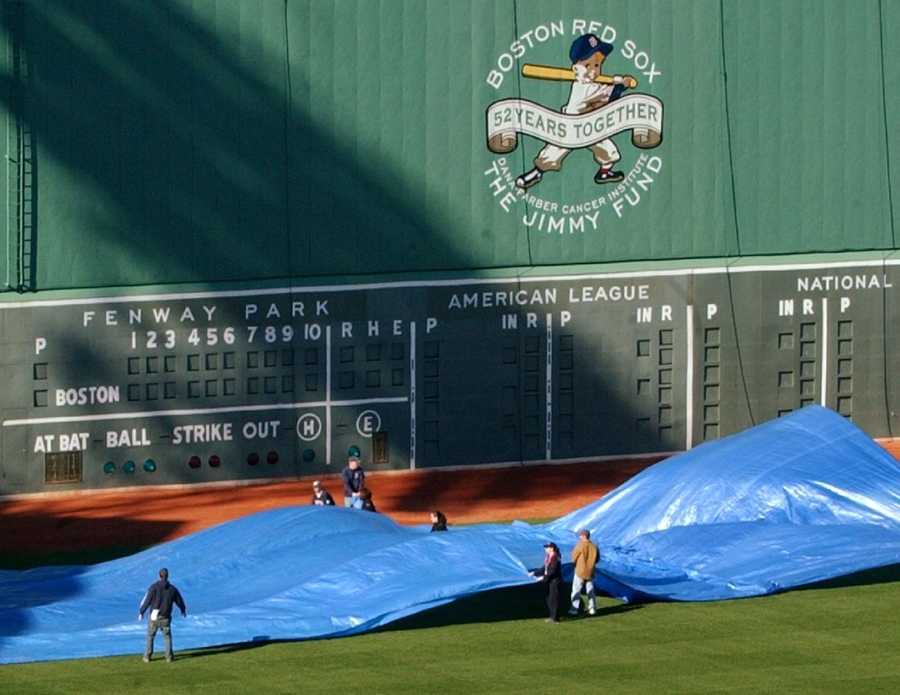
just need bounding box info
[1,259,897,493]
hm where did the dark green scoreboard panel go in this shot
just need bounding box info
[1,258,897,494]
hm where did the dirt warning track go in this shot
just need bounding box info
[0,458,660,554]
[1,440,897,556]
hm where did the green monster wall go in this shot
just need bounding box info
[1,0,897,291]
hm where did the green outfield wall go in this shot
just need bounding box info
[0,1,897,493]
[1,0,897,290]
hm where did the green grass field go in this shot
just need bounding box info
[4,559,900,694]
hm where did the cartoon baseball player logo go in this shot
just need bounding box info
[484,24,664,233]
[515,34,639,190]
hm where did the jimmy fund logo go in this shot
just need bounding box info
[484,19,664,235]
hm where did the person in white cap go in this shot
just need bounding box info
[311,480,335,506]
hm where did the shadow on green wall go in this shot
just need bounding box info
[0,0,488,290]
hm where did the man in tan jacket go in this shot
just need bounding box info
[569,529,599,616]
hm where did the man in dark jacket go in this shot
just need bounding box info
[341,456,365,507]
[138,568,187,662]
[311,480,335,506]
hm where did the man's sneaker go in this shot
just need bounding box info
[594,168,624,184]
[142,656,150,663]
[515,168,543,190]
[166,656,175,663]
[568,608,579,616]
[588,608,597,616]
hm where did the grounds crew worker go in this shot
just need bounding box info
[311,479,336,506]
[341,456,366,508]
[530,542,563,623]
[569,529,599,616]
[138,567,187,662]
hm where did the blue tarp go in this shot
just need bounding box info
[2,406,899,664]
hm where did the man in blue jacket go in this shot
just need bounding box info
[341,456,366,508]
[138,567,187,662]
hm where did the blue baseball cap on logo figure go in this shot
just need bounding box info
[569,33,614,63]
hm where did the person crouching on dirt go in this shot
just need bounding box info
[430,510,448,532]
[311,480,335,506]
[359,487,377,512]
[529,542,562,623]
[138,567,187,663]
[569,529,599,616]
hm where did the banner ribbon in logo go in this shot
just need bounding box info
[486,93,663,154]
